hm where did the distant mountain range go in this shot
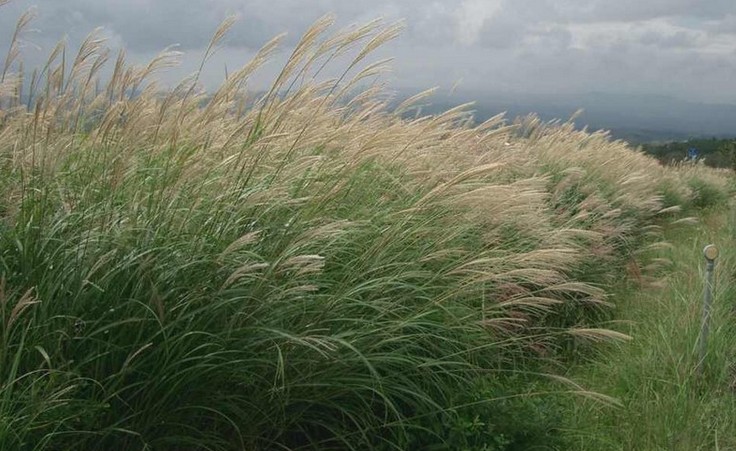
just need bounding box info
[400,90,736,144]
[12,87,733,145]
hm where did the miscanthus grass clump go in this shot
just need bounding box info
[0,7,731,450]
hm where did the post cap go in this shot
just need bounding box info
[704,244,719,261]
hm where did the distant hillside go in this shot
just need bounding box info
[642,137,736,168]
[397,90,736,144]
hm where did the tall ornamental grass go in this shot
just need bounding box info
[0,7,731,450]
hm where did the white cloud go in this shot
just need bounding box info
[1,0,736,103]
[454,0,503,45]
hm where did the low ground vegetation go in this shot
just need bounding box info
[566,209,736,450]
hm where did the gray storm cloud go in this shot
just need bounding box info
[1,0,735,103]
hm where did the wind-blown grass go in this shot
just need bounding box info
[0,6,732,450]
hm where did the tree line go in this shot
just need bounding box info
[641,138,736,169]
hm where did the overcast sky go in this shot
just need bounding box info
[2,0,736,104]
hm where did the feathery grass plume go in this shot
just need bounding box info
[0,7,732,450]
[1,7,35,83]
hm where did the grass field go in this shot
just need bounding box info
[565,209,736,450]
[1,8,735,450]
